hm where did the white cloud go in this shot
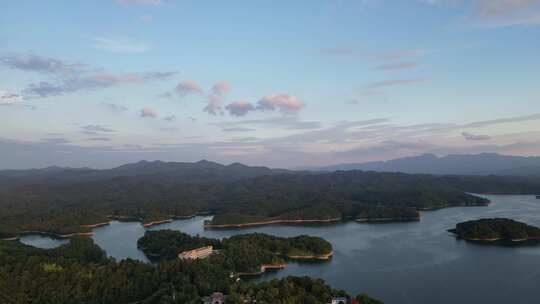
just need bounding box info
[81,125,115,135]
[256,94,304,113]
[204,95,223,115]
[102,103,128,113]
[0,90,22,105]
[164,115,176,122]
[462,132,491,141]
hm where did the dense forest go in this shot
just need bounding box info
[449,218,540,243]
[3,160,540,237]
[137,230,221,260]
[138,230,333,271]
[355,206,420,222]
[0,237,380,303]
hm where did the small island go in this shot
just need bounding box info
[449,218,540,244]
[138,230,333,275]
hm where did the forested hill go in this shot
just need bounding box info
[0,159,289,188]
[2,161,540,238]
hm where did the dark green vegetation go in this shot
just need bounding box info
[225,233,333,258]
[137,230,220,260]
[0,237,380,304]
[207,204,343,227]
[355,206,420,222]
[138,230,333,270]
[5,160,540,237]
[449,218,540,243]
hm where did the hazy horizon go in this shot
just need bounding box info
[2,1,539,169]
[1,152,540,171]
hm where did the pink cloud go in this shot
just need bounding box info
[212,81,231,95]
[140,107,157,118]
[371,61,419,70]
[257,94,304,113]
[225,101,255,117]
[176,80,204,96]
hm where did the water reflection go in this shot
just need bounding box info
[92,220,149,262]
[19,234,68,249]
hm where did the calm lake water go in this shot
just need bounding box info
[19,194,540,304]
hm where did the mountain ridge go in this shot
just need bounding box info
[0,160,289,188]
[310,153,540,176]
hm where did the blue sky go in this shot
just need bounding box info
[1,0,539,169]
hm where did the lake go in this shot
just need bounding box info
[19,194,540,304]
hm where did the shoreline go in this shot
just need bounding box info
[4,213,200,242]
[1,236,20,241]
[204,217,343,229]
[81,222,110,229]
[3,200,491,240]
[448,230,540,243]
[19,230,94,240]
[287,251,334,260]
[143,219,174,228]
[459,236,540,243]
[104,213,199,228]
[237,264,287,276]
[417,202,490,211]
[356,217,420,223]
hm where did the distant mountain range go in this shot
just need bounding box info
[311,153,540,176]
[0,160,288,188]
[2,153,540,189]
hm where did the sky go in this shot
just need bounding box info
[1,0,539,169]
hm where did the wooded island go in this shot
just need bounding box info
[449,218,540,244]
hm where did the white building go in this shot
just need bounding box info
[178,246,213,260]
